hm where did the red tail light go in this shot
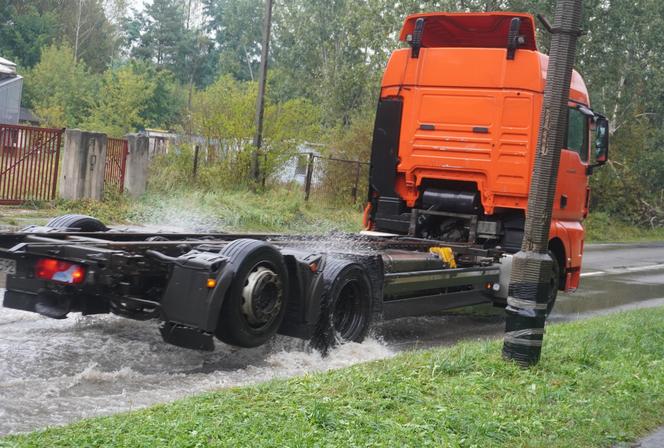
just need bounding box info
[35,258,86,284]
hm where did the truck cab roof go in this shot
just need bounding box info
[399,12,537,51]
[385,12,589,104]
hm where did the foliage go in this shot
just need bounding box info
[0,0,119,71]
[57,0,119,72]
[202,0,263,82]
[0,4,59,69]
[4,307,664,447]
[190,74,322,187]
[125,0,185,68]
[124,0,215,87]
[584,212,664,242]
[82,64,155,136]
[126,62,186,130]
[23,43,95,128]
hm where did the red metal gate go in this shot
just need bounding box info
[0,124,64,205]
[105,138,128,193]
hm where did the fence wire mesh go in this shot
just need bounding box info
[303,154,370,207]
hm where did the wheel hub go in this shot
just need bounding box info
[241,266,283,327]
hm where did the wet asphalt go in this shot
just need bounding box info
[0,242,663,435]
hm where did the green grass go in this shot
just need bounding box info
[585,212,664,243]
[3,308,664,447]
[0,187,364,234]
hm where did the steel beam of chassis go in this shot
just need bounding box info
[382,289,491,319]
[0,232,500,258]
[384,266,500,296]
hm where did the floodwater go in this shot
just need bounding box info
[1,242,663,435]
[0,304,393,434]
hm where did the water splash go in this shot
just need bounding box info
[0,304,393,435]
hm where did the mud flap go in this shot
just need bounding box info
[159,321,215,351]
[34,292,72,319]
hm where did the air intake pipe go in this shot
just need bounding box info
[421,189,480,214]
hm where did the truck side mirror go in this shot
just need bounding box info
[594,116,609,165]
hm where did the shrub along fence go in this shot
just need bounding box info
[187,144,371,207]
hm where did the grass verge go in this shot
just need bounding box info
[0,188,364,234]
[585,212,664,243]
[3,307,664,447]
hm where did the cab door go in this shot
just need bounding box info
[553,107,590,221]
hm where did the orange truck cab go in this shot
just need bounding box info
[365,12,610,292]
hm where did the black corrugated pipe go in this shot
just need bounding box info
[502,0,584,367]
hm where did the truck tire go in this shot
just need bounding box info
[46,214,108,232]
[546,251,560,316]
[311,259,373,354]
[215,239,289,348]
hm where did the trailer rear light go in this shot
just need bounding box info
[35,258,86,284]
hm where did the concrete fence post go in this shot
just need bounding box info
[124,133,150,198]
[59,129,107,200]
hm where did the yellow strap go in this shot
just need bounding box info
[429,247,457,269]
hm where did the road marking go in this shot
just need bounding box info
[580,271,604,278]
[581,263,664,278]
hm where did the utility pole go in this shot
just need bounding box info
[502,0,584,367]
[74,0,83,63]
[251,0,274,183]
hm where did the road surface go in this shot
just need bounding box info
[1,242,663,435]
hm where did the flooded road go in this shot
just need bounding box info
[1,242,663,435]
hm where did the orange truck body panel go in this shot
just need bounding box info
[371,12,595,291]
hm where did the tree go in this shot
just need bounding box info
[202,0,263,82]
[0,1,120,71]
[190,74,321,184]
[58,0,119,72]
[126,0,186,70]
[0,3,60,68]
[23,43,96,127]
[131,61,186,129]
[83,65,155,136]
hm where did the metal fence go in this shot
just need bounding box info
[301,153,370,206]
[0,124,64,204]
[105,137,128,193]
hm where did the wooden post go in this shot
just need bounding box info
[304,153,315,201]
[351,161,361,203]
[251,0,274,183]
[193,145,200,179]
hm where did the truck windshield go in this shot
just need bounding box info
[566,107,589,162]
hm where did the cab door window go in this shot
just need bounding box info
[565,107,589,162]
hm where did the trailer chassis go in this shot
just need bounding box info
[0,223,507,352]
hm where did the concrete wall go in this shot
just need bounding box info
[124,134,149,197]
[59,129,107,200]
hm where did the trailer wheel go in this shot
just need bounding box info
[215,239,289,348]
[311,261,373,354]
[46,214,108,232]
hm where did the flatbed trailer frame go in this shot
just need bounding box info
[0,220,509,351]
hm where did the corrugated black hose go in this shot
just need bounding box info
[502,0,584,367]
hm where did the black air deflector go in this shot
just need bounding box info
[369,98,403,200]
